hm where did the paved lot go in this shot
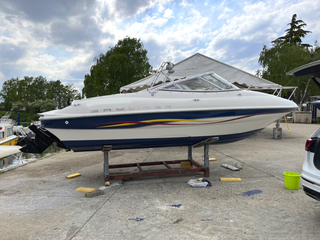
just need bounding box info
[1,123,320,240]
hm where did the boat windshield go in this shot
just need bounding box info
[159,73,239,91]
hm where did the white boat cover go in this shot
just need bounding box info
[0,146,21,159]
[120,53,282,93]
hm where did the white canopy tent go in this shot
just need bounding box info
[120,53,284,93]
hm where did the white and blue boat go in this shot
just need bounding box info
[21,63,298,153]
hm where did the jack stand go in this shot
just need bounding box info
[187,144,209,177]
[188,146,192,160]
[103,145,112,186]
[273,120,282,139]
[193,137,218,177]
[203,144,209,177]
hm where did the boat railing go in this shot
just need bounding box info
[272,86,297,100]
[13,126,29,138]
[0,111,16,125]
[149,62,175,90]
[0,118,16,125]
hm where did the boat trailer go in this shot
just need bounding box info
[102,137,219,185]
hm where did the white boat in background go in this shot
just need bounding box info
[0,112,19,146]
[0,112,21,169]
[20,63,298,153]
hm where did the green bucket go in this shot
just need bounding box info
[283,172,301,190]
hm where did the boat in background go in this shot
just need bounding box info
[0,112,19,146]
[0,112,21,169]
[20,62,298,153]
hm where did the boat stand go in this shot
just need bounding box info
[103,137,219,186]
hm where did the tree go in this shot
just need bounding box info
[12,99,57,113]
[0,78,20,109]
[311,40,320,60]
[258,14,320,105]
[82,37,152,98]
[46,80,74,108]
[63,84,81,107]
[30,76,48,101]
[0,76,81,111]
[272,14,312,47]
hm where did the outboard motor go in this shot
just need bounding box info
[20,125,69,153]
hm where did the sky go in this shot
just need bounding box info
[0,0,319,93]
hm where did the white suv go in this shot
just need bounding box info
[288,60,320,201]
[302,130,320,200]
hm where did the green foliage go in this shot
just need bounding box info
[12,99,57,113]
[258,14,320,104]
[83,37,152,97]
[0,76,81,111]
[0,111,7,118]
[272,14,312,47]
[0,111,36,125]
[10,111,38,125]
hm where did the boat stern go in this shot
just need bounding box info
[20,125,70,153]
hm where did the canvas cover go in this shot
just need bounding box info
[120,53,282,93]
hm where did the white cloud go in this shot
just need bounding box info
[180,0,190,8]
[1,0,320,91]
[218,7,233,20]
[157,0,173,12]
[0,70,4,81]
[197,0,320,74]
[163,8,174,19]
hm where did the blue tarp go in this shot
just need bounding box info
[311,101,320,119]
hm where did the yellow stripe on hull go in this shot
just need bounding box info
[99,118,222,128]
[0,137,19,146]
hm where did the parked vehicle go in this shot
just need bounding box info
[288,60,320,200]
[302,130,320,200]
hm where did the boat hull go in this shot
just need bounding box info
[0,136,19,146]
[41,108,292,152]
[60,128,263,151]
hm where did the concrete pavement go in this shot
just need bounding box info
[1,123,320,239]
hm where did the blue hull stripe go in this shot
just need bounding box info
[42,108,293,129]
[63,128,263,152]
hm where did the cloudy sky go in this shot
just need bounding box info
[0,0,319,92]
